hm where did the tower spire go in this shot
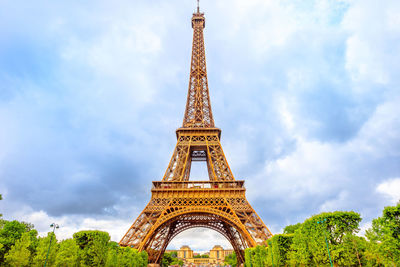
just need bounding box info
[182,6,214,128]
[197,0,200,13]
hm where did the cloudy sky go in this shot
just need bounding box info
[0,0,399,251]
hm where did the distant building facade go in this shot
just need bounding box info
[166,245,234,266]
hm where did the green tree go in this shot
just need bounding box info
[55,238,79,267]
[173,258,184,266]
[26,229,39,264]
[32,231,58,267]
[266,234,293,266]
[289,211,362,266]
[364,237,384,266]
[244,248,252,267]
[105,242,120,267]
[169,250,177,258]
[118,247,136,266]
[283,223,302,234]
[224,252,237,266]
[161,251,182,267]
[161,251,174,267]
[254,245,268,266]
[105,244,147,267]
[117,246,147,267]
[341,234,368,267]
[0,220,6,230]
[139,250,148,266]
[288,223,313,266]
[366,202,400,266]
[4,231,32,266]
[73,230,110,267]
[170,253,183,266]
[0,220,32,262]
[245,246,268,267]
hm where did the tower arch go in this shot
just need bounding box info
[139,210,254,263]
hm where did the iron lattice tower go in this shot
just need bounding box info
[120,6,272,265]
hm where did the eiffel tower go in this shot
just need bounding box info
[120,3,272,265]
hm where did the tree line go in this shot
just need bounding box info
[0,223,147,266]
[0,193,148,266]
[1,192,399,266]
[244,202,400,266]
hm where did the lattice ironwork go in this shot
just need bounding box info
[120,6,272,265]
[183,10,214,128]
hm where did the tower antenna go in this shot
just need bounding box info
[197,0,200,13]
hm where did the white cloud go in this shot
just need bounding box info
[343,0,400,85]
[5,204,135,242]
[376,178,400,204]
[319,191,350,212]
[249,137,345,202]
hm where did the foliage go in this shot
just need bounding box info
[73,230,110,266]
[0,218,149,267]
[283,223,301,234]
[105,242,119,267]
[139,250,149,266]
[4,231,33,266]
[342,234,368,266]
[0,220,6,230]
[104,243,148,267]
[0,220,33,263]
[267,234,293,266]
[288,211,362,266]
[244,248,252,267]
[245,246,268,267]
[171,258,184,266]
[224,252,237,266]
[55,238,79,266]
[115,246,147,267]
[161,251,174,267]
[161,251,183,267]
[366,202,400,266]
[32,231,58,267]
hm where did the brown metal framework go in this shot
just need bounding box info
[120,7,272,265]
